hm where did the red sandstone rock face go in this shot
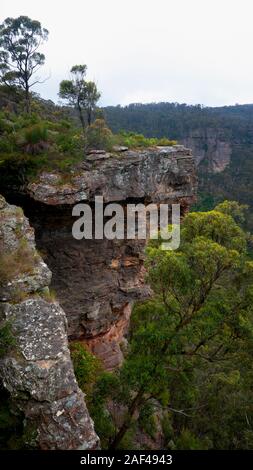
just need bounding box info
[27,213,151,369]
[86,303,132,370]
[22,146,197,368]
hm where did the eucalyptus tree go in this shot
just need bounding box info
[0,16,49,112]
[59,65,101,133]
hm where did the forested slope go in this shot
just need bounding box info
[104,103,253,228]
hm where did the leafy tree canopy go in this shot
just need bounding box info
[59,65,101,131]
[84,202,253,449]
[0,16,48,112]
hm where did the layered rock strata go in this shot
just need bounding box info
[21,146,197,368]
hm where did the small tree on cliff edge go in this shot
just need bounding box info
[59,65,101,133]
[0,16,48,113]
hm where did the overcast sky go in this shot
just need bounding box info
[1,0,253,107]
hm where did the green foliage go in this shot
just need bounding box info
[0,100,178,189]
[175,429,207,450]
[20,123,49,154]
[180,209,246,252]
[118,428,136,450]
[89,204,253,449]
[0,16,48,112]
[24,123,48,145]
[139,403,157,439]
[59,65,101,130]
[0,238,37,285]
[114,131,176,149]
[0,322,15,358]
[86,119,113,151]
[88,372,119,448]
[0,109,86,186]
[214,200,248,225]
[70,341,102,395]
[85,125,176,152]
[191,191,218,212]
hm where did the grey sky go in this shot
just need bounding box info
[1,0,253,107]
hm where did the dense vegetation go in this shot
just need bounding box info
[0,102,176,190]
[104,102,253,229]
[71,202,253,450]
[104,102,253,139]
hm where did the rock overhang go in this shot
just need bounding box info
[27,146,197,206]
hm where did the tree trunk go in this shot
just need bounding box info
[77,101,86,135]
[109,388,144,450]
[87,107,92,126]
[25,84,31,114]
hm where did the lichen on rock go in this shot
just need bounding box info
[0,196,99,449]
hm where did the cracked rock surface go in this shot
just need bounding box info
[1,146,197,370]
[24,147,197,368]
[0,195,99,449]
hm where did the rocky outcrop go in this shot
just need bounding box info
[180,128,232,173]
[18,146,197,368]
[28,145,196,204]
[0,195,99,449]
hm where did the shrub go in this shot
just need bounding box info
[40,288,57,303]
[11,112,40,132]
[22,124,49,154]
[24,124,48,144]
[55,132,83,154]
[157,137,177,146]
[114,131,177,149]
[86,119,113,151]
[0,114,13,134]
[70,342,102,395]
[0,239,37,285]
[0,322,15,358]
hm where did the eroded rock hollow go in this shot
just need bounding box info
[22,146,197,369]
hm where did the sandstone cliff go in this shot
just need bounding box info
[180,128,232,173]
[0,195,99,449]
[18,145,197,369]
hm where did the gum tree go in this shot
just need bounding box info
[59,65,101,133]
[0,16,49,113]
